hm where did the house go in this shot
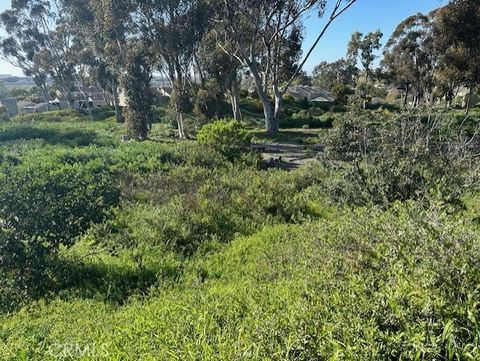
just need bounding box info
[17,101,38,113]
[18,101,50,113]
[287,86,335,105]
[152,86,172,105]
[119,86,173,107]
[0,97,18,118]
[31,103,49,113]
[62,85,108,110]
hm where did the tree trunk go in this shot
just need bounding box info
[41,86,50,112]
[111,78,123,123]
[230,80,243,121]
[363,72,369,110]
[63,85,73,110]
[403,83,410,109]
[192,52,205,87]
[259,90,276,132]
[177,112,187,139]
[466,86,473,116]
[273,85,283,129]
[78,83,93,121]
[247,62,276,132]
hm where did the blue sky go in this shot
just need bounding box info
[0,0,445,76]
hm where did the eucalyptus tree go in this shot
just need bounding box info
[434,0,480,113]
[62,0,132,122]
[197,31,244,121]
[312,58,358,89]
[0,0,53,109]
[133,0,211,139]
[382,14,437,108]
[123,41,154,140]
[34,21,77,108]
[347,30,382,108]
[215,0,357,132]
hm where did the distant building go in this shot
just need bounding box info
[31,103,49,113]
[119,86,172,107]
[0,97,18,118]
[287,86,335,105]
[71,85,108,109]
[49,98,70,110]
[18,101,48,113]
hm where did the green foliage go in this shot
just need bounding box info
[193,82,222,123]
[0,158,120,311]
[330,83,354,104]
[0,107,478,359]
[0,161,120,252]
[1,203,479,360]
[122,42,153,140]
[323,112,479,207]
[11,109,88,123]
[197,119,252,158]
[112,164,323,254]
[281,108,335,128]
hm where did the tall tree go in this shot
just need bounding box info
[434,0,480,114]
[34,21,76,109]
[0,0,53,109]
[198,32,243,121]
[347,30,383,108]
[63,0,132,122]
[134,0,210,139]
[215,0,357,132]
[312,58,357,89]
[382,14,436,108]
[123,41,154,140]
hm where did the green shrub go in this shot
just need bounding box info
[197,119,252,159]
[101,165,323,254]
[323,112,479,207]
[12,109,89,123]
[0,160,120,260]
[280,109,334,129]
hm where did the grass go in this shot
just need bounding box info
[1,203,479,360]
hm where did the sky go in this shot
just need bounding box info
[0,0,446,77]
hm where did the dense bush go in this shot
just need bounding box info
[0,159,120,310]
[12,109,88,123]
[0,161,120,251]
[281,109,335,129]
[323,112,479,206]
[101,164,324,255]
[197,119,252,159]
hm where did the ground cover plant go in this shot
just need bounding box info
[0,106,478,360]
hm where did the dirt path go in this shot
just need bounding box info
[253,142,324,170]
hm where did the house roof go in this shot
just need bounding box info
[311,95,335,103]
[287,86,335,102]
[32,103,48,110]
[17,101,37,108]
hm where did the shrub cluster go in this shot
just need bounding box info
[323,112,479,207]
[98,164,324,255]
[0,159,120,310]
[197,119,252,159]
